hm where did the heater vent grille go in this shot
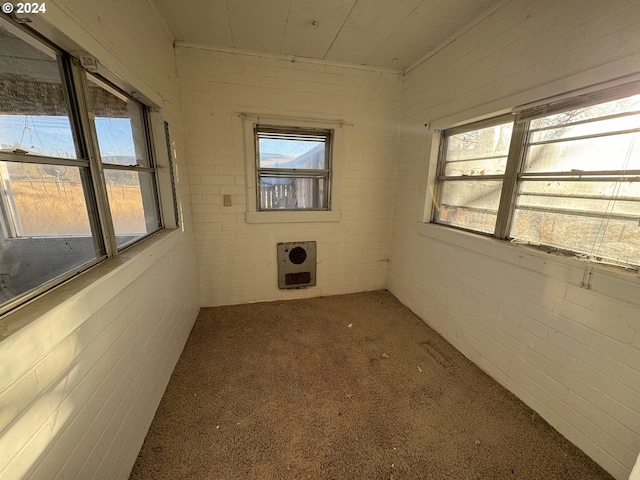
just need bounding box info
[277,241,316,289]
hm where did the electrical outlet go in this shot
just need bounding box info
[223,195,232,206]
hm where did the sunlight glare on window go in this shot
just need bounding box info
[0,21,77,159]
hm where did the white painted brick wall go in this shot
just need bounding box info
[3,1,639,479]
[390,1,640,479]
[0,1,201,479]
[177,47,402,306]
[0,232,199,480]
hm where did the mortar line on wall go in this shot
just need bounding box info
[423,55,640,130]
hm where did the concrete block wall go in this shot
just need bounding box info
[0,232,199,479]
[389,1,640,479]
[2,1,639,480]
[177,47,402,306]
[0,1,200,479]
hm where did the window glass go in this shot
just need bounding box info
[530,113,640,143]
[0,21,78,159]
[87,76,150,167]
[257,131,327,169]
[436,180,503,234]
[434,87,640,269]
[444,157,508,177]
[445,123,513,162]
[523,133,640,173]
[0,161,93,236]
[256,127,331,211]
[88,74,161,248]
[512,94,640,266]
[259,175,327,210]
[0,161,98,305]
[525,95,640,173]
[513,95,640,266]
[512,209,640,266]
[104,170,160,247]
[0,16,167,315]
[433,120,513,233]
[530,94,640,131]
[0,18,105,311]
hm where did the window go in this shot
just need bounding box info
[242,114,342,223]
[434,117,514,234]
[433,83,640,269]
[0,17,164,314]
[255,126,332,210]
[86,75,161,247]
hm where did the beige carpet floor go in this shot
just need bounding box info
[129,290,614,480]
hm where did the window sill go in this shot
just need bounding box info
[247,210,342,224]
[416,222,639,302]
[0,228,181,342]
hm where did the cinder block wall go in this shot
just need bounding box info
[176,47,402,306]
[2,1,639,480]
[388,1,640,479]
[0,1,201,479]
[0,233,199,479]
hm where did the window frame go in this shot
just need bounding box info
[242,114,343,224]
[85,73,163,250]
[255,125,332,212]
[431,81,640,270]
[432,114,516,236]
[0,16,171,317]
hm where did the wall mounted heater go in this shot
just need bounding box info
[277,241,316,289]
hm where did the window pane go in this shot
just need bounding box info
[104,170,160,247]
[0,161,94,236]
[525,94,640,173]
[435,180,502,233]
[530,94,640,130]
[87,76,150,167]
[516,180,640,217]
[523,132,640,173]
[258,134,327,169]
[530,113,640,143]
[445,122,513,162]
[259,175,327,210]
[0,161,100,305]
[511,209,640,267]
[435,120,512,234]
[511,179,640,262]
[444,157,508,177]
[515,91,640,267]
[0,21,78,159]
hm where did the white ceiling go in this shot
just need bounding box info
[152,0,505,71]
